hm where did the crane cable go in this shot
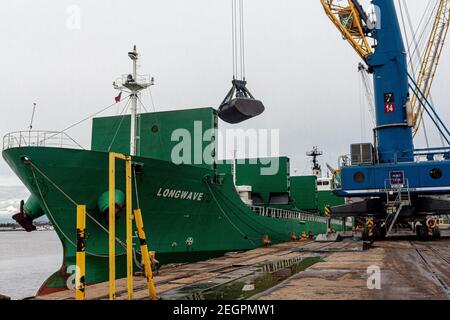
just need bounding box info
[231,0,246,80]
[398,0,431,148]
[411,0,448,147]
[397,0,449,147]
[402,0,448,147]
[406,0,438,72]
[358,72,366,142]
[358,63,376,127]
[412,2,440,73]
[406,0,445,147]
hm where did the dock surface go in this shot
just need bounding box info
[35,236,450,300]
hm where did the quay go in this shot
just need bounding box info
[34,231,450,300]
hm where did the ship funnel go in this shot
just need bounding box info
[218,79,265,124]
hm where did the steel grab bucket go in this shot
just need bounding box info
[218,97,265,124]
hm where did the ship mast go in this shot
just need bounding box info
[129,47,138,156]
[114,45,154,156]
[306,146,323,178]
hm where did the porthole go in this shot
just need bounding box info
[353,172,365,183]
[430,168,442,180]
[151,125,159,133]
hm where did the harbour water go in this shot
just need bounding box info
[0,231,62,300]
[0,185,29,223]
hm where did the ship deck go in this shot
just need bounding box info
[34,230,450,300]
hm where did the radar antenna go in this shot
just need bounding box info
[306,146,323,178]
[113,45,155,156]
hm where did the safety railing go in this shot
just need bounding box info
[75,152,158,301]
[121,73,153,84]
[339,147,450,169]
[338,155,351,168]
[249,205,348,227]
[2,131,84,151]
[414,147,450,162]
[384,178,411,206]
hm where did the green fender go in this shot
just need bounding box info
[97,189,126,213]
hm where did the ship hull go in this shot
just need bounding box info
[3,147,345,294]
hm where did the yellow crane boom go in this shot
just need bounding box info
[412,0,450,136]
[319,0,373,60]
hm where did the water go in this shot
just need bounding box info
[0,231,62,300]
[0,185,29,222]
[161,256,322,300]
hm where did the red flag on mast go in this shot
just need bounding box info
[115,92,122,103]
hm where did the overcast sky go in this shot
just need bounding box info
[0,0,449,186]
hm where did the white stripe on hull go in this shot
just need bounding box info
[341,186,450,195]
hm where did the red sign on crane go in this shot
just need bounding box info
[384,93,395,113]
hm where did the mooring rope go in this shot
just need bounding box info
[29,161,134,258]
[30,165,114,258]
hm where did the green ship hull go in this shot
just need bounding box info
[3,146,347,295]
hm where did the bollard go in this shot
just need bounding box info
[290,232,297,242]
[300,231,308,241]
[262,234,271,247]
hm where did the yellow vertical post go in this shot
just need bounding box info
[108,152,116,300]
[125,157,133,300]
[134,208,158,300]
[75,205,86,300]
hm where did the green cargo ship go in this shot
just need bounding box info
[2,47,348,295]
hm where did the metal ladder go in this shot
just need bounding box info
[385,179,411,236]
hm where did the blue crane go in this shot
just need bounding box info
[320,0,450,240]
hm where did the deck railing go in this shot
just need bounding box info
[249,205,349,227]
[2,131,84,151]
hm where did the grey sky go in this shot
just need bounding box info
[1,0,449,186]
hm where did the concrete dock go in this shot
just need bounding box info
[34,233,450,300]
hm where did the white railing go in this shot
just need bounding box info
[3,131,84,151]
[339,147,450,168]
[120,74,154,87]
[248,205,348,226]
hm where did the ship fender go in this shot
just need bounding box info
[12,194,45,232]
[97,189,126,220]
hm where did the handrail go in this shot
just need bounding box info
[2,131,84,151]
[339,147,450,169]
[248,205,351,227]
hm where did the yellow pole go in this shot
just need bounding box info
[134,209,158,300]
[126,157,133,300]
[75,205,86,300]
[108,152,116,300]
